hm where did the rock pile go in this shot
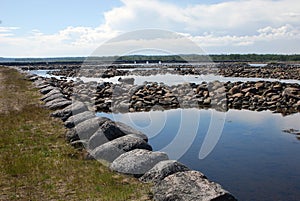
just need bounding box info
[218,63,300,80]
[70,80,300,115]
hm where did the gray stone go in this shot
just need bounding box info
[91,135,152,163]
[64,111,95,128]
[110,149,168,177]
[88,129,109,150]
[45,98,72,110]
[153,171,237,201]
[118,77,134,85]
[40,86,56,94]
[100,120,127,141]
[116,121,148,142]
[140,160,189,184]
[40,89,61,100]
[50,101,88,121]
[42,93,65,103]
[66,117,109,142]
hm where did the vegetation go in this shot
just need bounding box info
[1,54,300,65]
[0,67,152,201]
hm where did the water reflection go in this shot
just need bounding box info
[97,109,300,201]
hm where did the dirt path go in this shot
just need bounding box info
[0,67,22,113]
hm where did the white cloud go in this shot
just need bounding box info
[0,0,300,56]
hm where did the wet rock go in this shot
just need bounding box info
[110,149,169,177]
[153,171,237,201]
[91,135,152,163]
[140,160,190,184]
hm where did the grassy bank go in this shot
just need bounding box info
[0,67,151,200]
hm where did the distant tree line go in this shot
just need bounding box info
[1,54,300,65]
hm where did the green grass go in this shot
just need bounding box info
[0,67,152,201]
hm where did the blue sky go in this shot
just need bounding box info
[0,0,300,57]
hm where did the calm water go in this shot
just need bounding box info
[97,109,300,201]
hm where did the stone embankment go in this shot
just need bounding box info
[218,63,300,80]
[25,72,237,201]
[44,76,299,115]
[24,62,300,81]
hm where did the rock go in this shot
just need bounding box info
[91,135,152,163]
[50,101,88,121]
[116,121,148,141]
[118,77,134,85]
[228,86,240,95]
[232,93,244,98]
[255,82,264,89]
[64,111,95,128]
[40,86,56,94]
[100,120,128,141]
[153,171,237,201]
[45,98,72,110]
[40,89,61,100]
[110,149,169,177]
[88,129,109,150]
[140,160,190,184]
[66,117,109,142]
[42,93,64,103]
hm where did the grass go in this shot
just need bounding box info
[0,67,152,201]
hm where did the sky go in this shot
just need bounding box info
[0,0,300,57]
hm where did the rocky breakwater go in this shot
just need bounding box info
[225,81,300,114]
[218,63,300,80]
[25,72,237,201]
[71,79,299,115]
[49,66,129,78]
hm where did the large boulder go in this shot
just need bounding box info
[50,101,88,121]
[93,120,148,144]
[115,121,148,142]
[41,89,61,100]
[40,86,56,94]
[66,117,110,142]
[153,171,237,201]
[44,98,72,110]
[140,160,189,184]
[110,149,168,177]
[64,111,95,128]
[42,93,64,103]
[91,135,152,163]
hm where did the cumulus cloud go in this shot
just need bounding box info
[0,0,299,56]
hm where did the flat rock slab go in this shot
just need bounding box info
[64,111,95,128]
[153,171,237,201]
[91,135,152,163]
[110,149,168,177]
[140,160,189,184]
